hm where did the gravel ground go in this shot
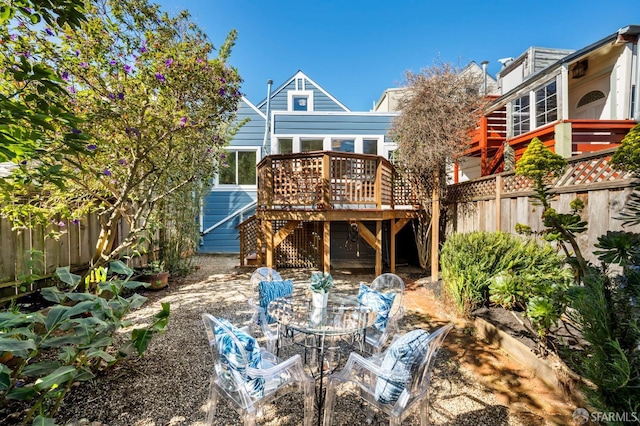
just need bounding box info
[47,254,570,426]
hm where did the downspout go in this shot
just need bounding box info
[262,79,273,158]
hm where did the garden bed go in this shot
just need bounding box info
[472,306,588,407]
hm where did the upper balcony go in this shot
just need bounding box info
[256,151,417,211]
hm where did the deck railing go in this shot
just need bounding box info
[257,151,416,210]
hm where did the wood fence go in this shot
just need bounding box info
[445,147,640,264]
[0,212,145,303]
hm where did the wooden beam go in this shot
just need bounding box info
[355,221,383,275]
[355,221,376,248]
[431,184,440,283]
[376,221,382,276]
[273,220,300,247]
[393,218,411,235]
[256,219,263,266]
[264,220,274,268]
[256,208,419,222]
[390,219,396,273]
[323,221,330,273]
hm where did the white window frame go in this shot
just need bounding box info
[288,90,314,112]
[272,135,386,156]
[214,148,260,189]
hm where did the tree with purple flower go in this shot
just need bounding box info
[2,0,243,273]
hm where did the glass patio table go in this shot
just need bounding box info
[267,292,376,425]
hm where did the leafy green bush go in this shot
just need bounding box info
[441,231,572,341]
[569,231,640,417]
[0,260,170,424]
[440,231,515,315]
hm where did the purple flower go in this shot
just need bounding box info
[71,128,81,134]
[118,158,127,165]
[103,169,112,177]
[124,64,132,73]
[219,88,225,96]
[196,58,203,63]
[20,160,27,165]
[68,86,76,94]
[86,144,97,151]
[74,50,80,57]
[206,147,211,153]
[45,28,54,36]
[72,219,80,225]
[58,220,66,227]
[108,93,115,100]
[155,72,165,82]
[219,77,226,83]
[180,116,187,127]
[10,34,17,41]
[220,153,226,159]
[61,71,69,81]
[80,62,88,68]
[117,92,124,101]
[110,59,117,66]
[165,58,173,67]
[140,46,147,53]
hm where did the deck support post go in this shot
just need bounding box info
[375,221,382,276]
[265,220,274,268]
[323,221,330,273]
[431,182,440,283]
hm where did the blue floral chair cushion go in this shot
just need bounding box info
[214,317,265,398]
[374,329,431,404]
[358,283,396,331]
[258,279,294,324]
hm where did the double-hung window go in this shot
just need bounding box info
[218,150,257,186]
[535,81,558,127]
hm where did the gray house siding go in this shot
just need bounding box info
[273,114,394,135]
[199,190,257,253]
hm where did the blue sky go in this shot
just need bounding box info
[155,0,639,111]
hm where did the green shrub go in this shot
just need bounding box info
[441,231,572,339]
[440,231,515,315]
[569,231,640,417]
[0,260,170,424]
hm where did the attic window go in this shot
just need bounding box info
[288,90,314,111]
[577,91,605,108]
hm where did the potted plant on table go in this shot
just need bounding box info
[309,271,333,309]
[140,260,170,290]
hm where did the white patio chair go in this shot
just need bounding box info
[322,323,454,426]
[359,273,406,353]
[201,313,315,426]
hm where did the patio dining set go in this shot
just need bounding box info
[201,267,453,426]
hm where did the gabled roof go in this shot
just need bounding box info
[256,70,351,112]
[239,95,266,119]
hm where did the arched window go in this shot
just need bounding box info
[577,90,605,108]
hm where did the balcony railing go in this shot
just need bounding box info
[257,151,416,210]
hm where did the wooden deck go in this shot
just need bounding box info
[241,152,421,275]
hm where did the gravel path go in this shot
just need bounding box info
[51,254,573,426]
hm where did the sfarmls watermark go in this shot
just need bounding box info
[573,408,639,424]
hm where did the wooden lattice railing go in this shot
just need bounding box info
[257,151,416,209]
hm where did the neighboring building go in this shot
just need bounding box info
[460,24,640,181]
[199,70,402,257]
[373,61,499,113]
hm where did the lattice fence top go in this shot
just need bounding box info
[448,149,634,201]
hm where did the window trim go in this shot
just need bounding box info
[287,90,314,112]
[215,148,259,189]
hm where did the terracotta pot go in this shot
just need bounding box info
[141,271,170,290]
